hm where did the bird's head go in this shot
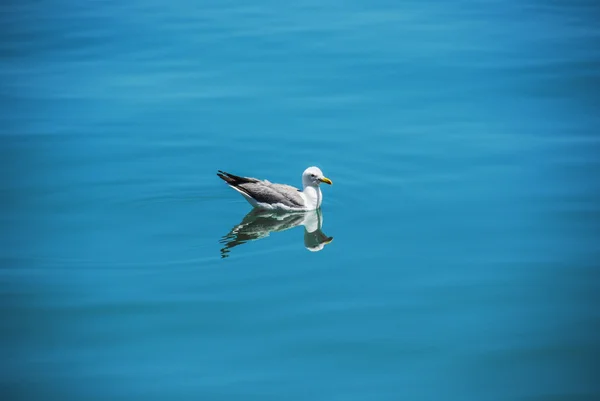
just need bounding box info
[302,166,332,188]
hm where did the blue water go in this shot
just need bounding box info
[2,1,599,400]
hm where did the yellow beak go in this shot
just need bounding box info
[319,177,333,185]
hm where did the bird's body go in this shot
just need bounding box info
[217,167,332,211]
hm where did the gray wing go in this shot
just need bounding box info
[217,171,305,207]
[238,182,305,207]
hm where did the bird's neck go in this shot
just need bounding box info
[302,185,322,209]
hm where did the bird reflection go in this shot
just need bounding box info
[219,208,333,258]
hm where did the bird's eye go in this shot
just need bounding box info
[310,174,316,178]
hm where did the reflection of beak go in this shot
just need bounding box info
[319,177,333,185]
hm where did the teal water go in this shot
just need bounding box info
[2,1,600,400]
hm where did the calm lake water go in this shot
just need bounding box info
[2,1,599,400]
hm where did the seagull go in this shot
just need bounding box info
[217,166,333,211]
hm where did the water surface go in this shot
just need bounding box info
[2,1,599,400]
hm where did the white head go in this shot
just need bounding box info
[302,166,333,189]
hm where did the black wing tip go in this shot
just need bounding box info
[217,171,235,184]
[216,170,257,185]
[217,170,236,179]
[216,171,253,194]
